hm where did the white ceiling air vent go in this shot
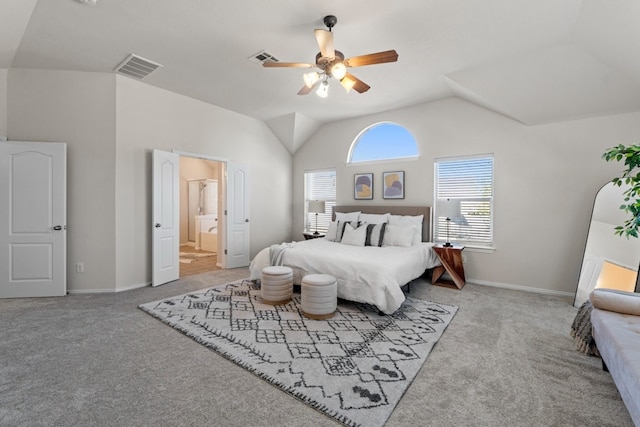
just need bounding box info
[248,50,279,65]
[114,54,163,80]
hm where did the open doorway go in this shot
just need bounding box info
[178,156,225,278]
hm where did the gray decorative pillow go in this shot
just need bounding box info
[590,288,640,315]
[365,223,387,247]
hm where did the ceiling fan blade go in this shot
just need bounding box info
[314,29,335,59]
[342,72,370,93]
[263,61,315,68]
[344,50,398,67]
[297,81,318,95]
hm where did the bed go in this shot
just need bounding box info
[249,205,441,314]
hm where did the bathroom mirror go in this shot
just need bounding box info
[574,182,640,307]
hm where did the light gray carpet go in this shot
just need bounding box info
[0,268,634,427]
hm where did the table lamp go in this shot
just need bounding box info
[308,200,326,235]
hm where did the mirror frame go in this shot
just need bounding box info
[574,182,640,307]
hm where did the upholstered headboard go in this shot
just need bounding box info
[333,205,432,242]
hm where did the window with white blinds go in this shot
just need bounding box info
[304,169,336,233]
[434,155,494,247]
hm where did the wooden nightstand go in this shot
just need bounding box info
[303,232,325,240]
[432,245,466,289]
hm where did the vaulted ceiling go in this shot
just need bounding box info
[3,0,640,152]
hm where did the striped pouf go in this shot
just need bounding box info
[301,274,337,320]
[260,266,293,305]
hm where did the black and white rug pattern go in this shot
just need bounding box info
[139,279,458,427]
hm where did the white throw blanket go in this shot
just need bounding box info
[269,242,296,266]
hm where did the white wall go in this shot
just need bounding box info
[7,68,117,292]
[0,69,7,137]
[6,70,292,293]
[114,76,293,289]
[293,97,640,295]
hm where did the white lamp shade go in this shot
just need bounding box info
[308,200,326,214]
[316,80,329,98]
[330,62,347,80]
[340,75,356,93]
[437,198,461,219]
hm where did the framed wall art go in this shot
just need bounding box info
[383,171,404,199]
[354,173,373,200]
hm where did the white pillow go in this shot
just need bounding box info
[389,214,423,245]
[335,211,361,223]
[335,220,358,243]
[341,223,367,246]
[325,221,338,241]
[382,224,414,247]
[359,213,390,224]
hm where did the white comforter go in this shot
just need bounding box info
[249,239,441,314]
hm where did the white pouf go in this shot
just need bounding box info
[261,266,293,305]
[301,274,337,320]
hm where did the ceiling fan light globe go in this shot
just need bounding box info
[316,81,329,98]
[303,71,320,88]
[330,62,347,80]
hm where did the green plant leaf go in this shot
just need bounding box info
[604,144,640,239]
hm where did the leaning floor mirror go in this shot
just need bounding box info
[574,182,640,307]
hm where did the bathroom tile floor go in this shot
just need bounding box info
[179,245,220,278]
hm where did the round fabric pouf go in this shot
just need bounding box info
[301,274,337,320]
[261,266,293,305]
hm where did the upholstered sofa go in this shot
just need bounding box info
[590,289,640,425]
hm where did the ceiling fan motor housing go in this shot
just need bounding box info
[315,50,344,67]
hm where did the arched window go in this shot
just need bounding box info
[348,122,419,163]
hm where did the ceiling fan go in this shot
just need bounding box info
[263,15,398,97]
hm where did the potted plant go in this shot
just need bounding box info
[602,144,640,238]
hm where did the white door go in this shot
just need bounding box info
[225,163,250,268]
[152,149,180,286]
[0,141,67,298]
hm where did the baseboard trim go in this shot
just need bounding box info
[116,281,151,292]
[468,278,574,297]
[67,281,150,294]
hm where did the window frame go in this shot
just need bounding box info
[347,121,419,164]
[303,168,336,234]
[434,154,494,249]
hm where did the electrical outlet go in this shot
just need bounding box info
[76,262,84,273]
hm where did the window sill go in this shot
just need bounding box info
[462,245,495,253]
[434,242,495,253]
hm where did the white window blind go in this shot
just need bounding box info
[434,155,494,246]
[304,169,336,233]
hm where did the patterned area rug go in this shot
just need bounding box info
[139,279,457,427]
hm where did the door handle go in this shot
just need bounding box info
[53,225,63,231]
[245,219,249,223]
[155,223,161,228]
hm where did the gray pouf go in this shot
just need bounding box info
[261,266,293,305]
[301,274,337,319]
